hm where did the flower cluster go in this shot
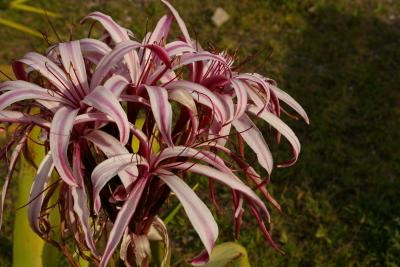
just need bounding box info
[0,1,308,266]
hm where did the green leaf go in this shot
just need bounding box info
[202,242,251,267]
[0,18,44,38]
[10,3,61,18]
[12,126,61,267]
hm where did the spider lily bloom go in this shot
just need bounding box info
[91,144,273,267]
[0,39,143,261]
[0,1,308,266]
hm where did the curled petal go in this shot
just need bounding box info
[85,130,138,188]
[161,0,191,45]
[104,75,129,97]
[99,176,149,267]
[165,80,226,123]
[230,79,248,120]
[157,171,218,263]
[232,114,273,174]
[82,11,140,84]
[82,85,130,144]
[59,41,89,96]
[91,154,148,214]
[28,152,54,234]
[271,85,309,124]
[247,105,301,166]
[144,85,173,146]
[49,106,80,186]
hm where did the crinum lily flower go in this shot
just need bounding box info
[0,0,308,266]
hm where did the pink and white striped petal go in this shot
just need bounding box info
[99,176,149,267]
[28,152,54,234]
[82,85,130,144]
[59,41,90,96]
[144,85,173,147]
[161,0,191,45]
[232,114,273,174]
[71,145,98,257]
[82,12,141,84]
[49,106,80,186]
[103,75,129,97]
[91,154,148,214]
[0,81,70,110]
[230,79,248,120]
[17,52,76,103]
[85,130,138,188]
[165,80,226,123]
[270,85,309,124]
[157,170,218,263]
[247,105,301,166]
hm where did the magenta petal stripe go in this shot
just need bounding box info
[71,145,99,257]
[27,152,54,234]
[157,170,218,263]
[59,41,90,96]
[232,114,274,174]
[161,0,191,45]
[91,154,148,214]
[82,11,141,84]
[144,85,174,147]
[85,130,138,188]
[82,86,130,144]
[99,175,149,267]
[247,105,301,165]
[49,106,80,186]
[103,75,129,97]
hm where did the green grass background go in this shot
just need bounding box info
[0,0,399,266]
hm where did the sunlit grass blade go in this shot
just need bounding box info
[0,18,43,38]
[10,4,61,18]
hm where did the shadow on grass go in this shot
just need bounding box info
[274,4,400,266]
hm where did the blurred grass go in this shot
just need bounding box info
[0,0,399,266]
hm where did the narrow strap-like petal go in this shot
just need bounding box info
[144,85,173,147]
[165,80,226,123]
[28,152,54,234]
[161,0,191,45]
[49,106,80,186]
[0,111,50,128]
[59,41,90,96]
[71,144,99,257]
[82,12,140,84]
[247,105,301,166]
[165,162,270,221]
[230,79,248,120]
[271,85,309,124]
[99,175,149,267]
[157,170,218,263]
[17,52,77,103]
[104,75,129,97]
[91,154,148,214]
[82,85,130,144]
[85,130,138,188]
[0,81,69,110]
[232,114,273,174]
